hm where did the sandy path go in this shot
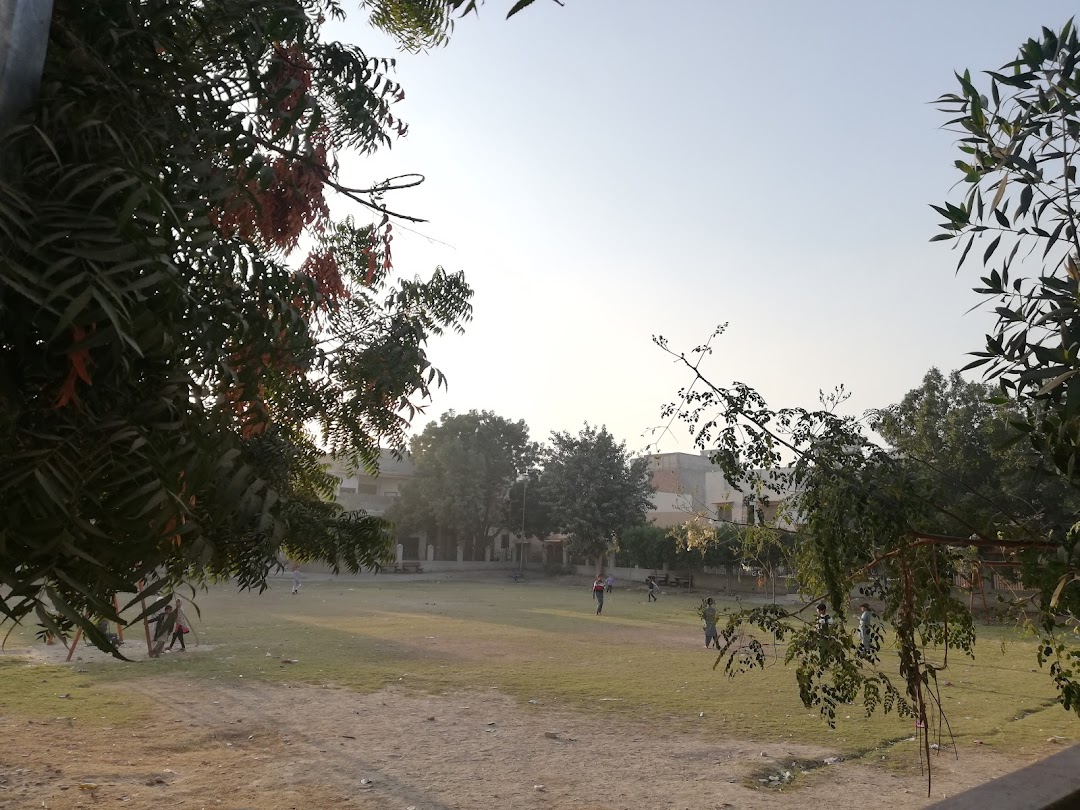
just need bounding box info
[0,672,1033,810]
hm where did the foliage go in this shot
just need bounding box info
[0,0,479,654]
[875,368,1079,541]
[618,524,677,569]
[655,24,1080,762]
[541,424,655,563]
[386,410,536,558]
[658,322,1010,790]
[932,19,1080,713]
[507,469,554,540]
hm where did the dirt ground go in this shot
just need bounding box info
[0,660,1034,810]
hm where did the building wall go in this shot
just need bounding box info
[647,452,799,530]
[322,451,415,517]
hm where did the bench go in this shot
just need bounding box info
[653,571,693,589]
[394,561,424,574]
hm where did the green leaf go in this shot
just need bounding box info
[507,0,539,17]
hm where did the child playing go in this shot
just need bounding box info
[858,602,874,654]
[592,576,606,614]
[702,597,719,649]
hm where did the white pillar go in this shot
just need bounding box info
[484,545,491,562]
[395,543,404,563]
[456,544,464,563]
[426,544,435,562]
[562,545,568,565]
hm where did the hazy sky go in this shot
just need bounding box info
[328,1,1076,454]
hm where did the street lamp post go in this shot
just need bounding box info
[518,474,528,572]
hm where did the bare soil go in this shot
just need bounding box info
[0,669,1032,810]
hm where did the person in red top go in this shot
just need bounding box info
[592,576,606,615]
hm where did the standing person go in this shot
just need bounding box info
[605,573,615,594]
[291,563,302,595]
[592,575,606,615]
[858,602,874,654]
[815,602,832,630]
[151,604,174,657]
[646,575,658,602]
[702,597,720,649]
[167,601,188,651]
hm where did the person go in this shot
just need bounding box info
[703,597,719,649]
[816,602,832,630]
[96,618,120,646]
[646,575,658,602]
[858,602,874,654]
[592,575,606,615]
[291,563,302,595]
[150,604,175,657]
[166,601,189,651]
[605,574,614,594]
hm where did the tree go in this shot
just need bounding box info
[0,0,493,652]
[618,524,675,569]
[658,331,986,791]
[655,22,1080,738]
[931,20,1080,713]
[875,368,1079,542]
[387,411,536,560]
[541,424,654,568]
[506,468,554,541]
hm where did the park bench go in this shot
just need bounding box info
[394,561,424,574]
[653,571,693,589]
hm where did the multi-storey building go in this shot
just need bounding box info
[647,451,799,530]
[322,451,415,517]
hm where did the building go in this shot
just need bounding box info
[647,451,799,530]
[318,448,798,563]
[321,451,553,564]
[322,451,415,517]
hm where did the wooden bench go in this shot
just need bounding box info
[394,561,424,574]
[653,571,693,588]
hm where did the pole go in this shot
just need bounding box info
[113,594,124,643]
[65,626,82,662]
[520,476,527,572]
[0,0,54,125]
[137,580,154,657]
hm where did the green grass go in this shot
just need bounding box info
[0,657,152,727]
[6,579,1080,761]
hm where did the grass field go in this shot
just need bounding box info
[2,575,1079,808]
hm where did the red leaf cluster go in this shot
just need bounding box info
[267,44,313,133]
[214,153,331,253]
[55,325,94,409]
[299,248,349,309]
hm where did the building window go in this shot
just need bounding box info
[339,484,358,495]
[715,502,733,522]
[356,482,377,495]
[763,503,780,525]
[744,499,756,526]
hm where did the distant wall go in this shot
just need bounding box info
[568,564,796,595]
[409,560,519,573]
[285,559,524,575]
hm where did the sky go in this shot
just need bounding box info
[326,0,1078,455]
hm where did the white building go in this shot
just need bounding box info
[322,451,414,517]
[647,451,799,530]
